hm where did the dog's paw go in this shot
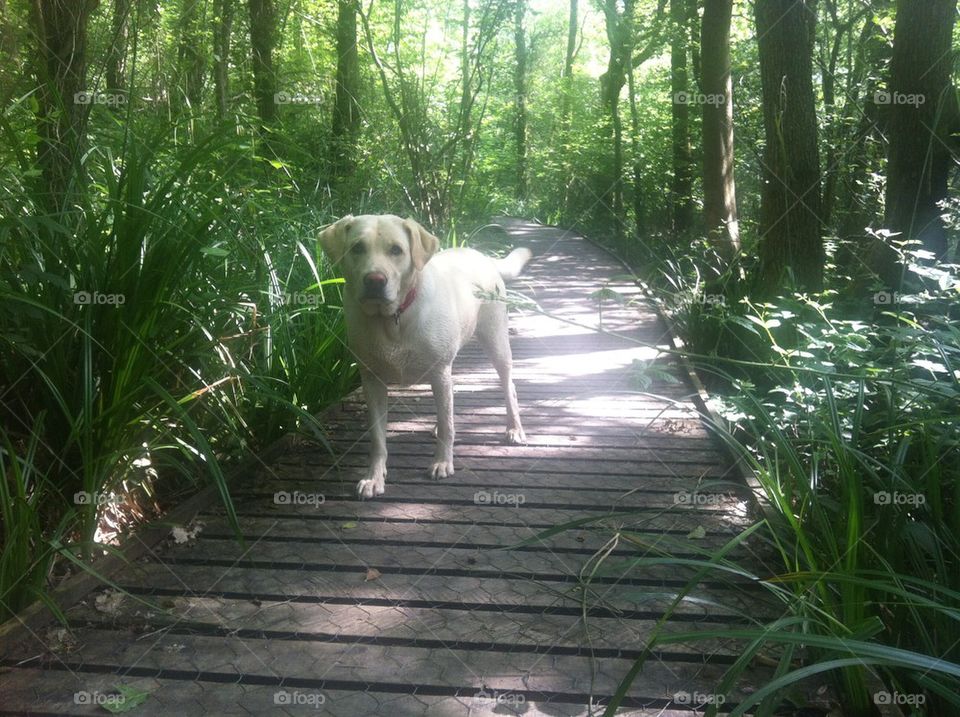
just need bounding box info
[357,462,386,499]
[357,477,385,499]
[429,460,455,479]
[505,427,527,445]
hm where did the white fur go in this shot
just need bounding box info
[319,214,530,499]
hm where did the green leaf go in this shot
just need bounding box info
[201,246,230,257]
[102,685,150,713]
[589,287,626,303]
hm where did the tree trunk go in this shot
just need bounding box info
[213,0,234,118]
[30,0,99,212]
[559,0,578,215]
[833,18,886,249]
[599,0,634,243]
[687,0,700,91]
[700,0,738,257]
[105,0,130,93]
[0,0,17,66]
[669,0,694,234]
[837,97,882,268]
[332,0,361,178]
[627,54,644,233]
[754,0,823,293]
[880,0,957,272]
[561,0,577,124]
[514,0,528,202]
[248,0,277,129]
[177,0,206,110]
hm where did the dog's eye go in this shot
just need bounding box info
[389,245,404,256]
[349,243,366,255]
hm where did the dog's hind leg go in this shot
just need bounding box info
[429,364,455,478]
[476,303,526,445]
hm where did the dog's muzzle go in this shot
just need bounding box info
[361,272,389,301]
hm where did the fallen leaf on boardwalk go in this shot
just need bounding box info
[365,568,381,581]
[171,520,204,544]
[341,521,357,530]
[687,525,707,539]
[94,589,124,615]
[102,684,149,713]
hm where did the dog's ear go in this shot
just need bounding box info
[318,215,354,263]
[403,218,440,270]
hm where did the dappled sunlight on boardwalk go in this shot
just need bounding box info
[0,221,788,716]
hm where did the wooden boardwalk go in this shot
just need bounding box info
[1,221,789,715]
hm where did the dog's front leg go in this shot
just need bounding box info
[358,371,388,499]
[429,365,455,478]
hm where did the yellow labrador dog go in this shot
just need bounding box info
[319,214,531,499]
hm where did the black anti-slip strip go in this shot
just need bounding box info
[0,661,741,713]
[298,453,722,470]
[244,495,660,511]
[297,463,726,480]
[240,479,699,496]
[117,586,752,623]
[198,532,701,558]
[71,620,736,665]
[198,509,742,536]
[148,556,754,590]
[232,494,737,514]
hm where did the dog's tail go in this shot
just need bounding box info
[496,247,533,282]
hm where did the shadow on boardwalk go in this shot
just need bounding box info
[1,220,793,715]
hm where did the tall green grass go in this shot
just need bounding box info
[0,112,355,622]
[673,258,957,714]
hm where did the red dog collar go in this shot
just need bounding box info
[394,286,418,324]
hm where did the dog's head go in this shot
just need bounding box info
[319,214,440,317]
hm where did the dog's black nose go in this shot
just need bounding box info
[363,272,388,298]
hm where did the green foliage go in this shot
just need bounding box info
[0,108,352,620]
[632,225,960,713]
